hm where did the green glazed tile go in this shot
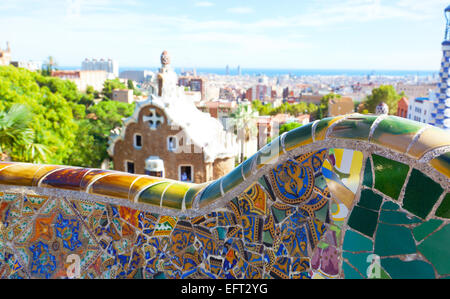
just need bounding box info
[283,122,314,151]
[214,227,226,241]
[197,179,222,208]
[241,153,257,179]
[314,174,327,190]
[402,169,443,219]
[263,230,274,247]
[161,183,190,210]
[221,164,244,194]
[256,137,283,168]
[368,265,391,279]
[343,229,373,252]
[313,116,346,141]
[381,258,436,279]
[362,157,373,188]
[413,219,443,242]
[358,189,382,211]
[371,116,424,154]
[378,210,422,225]
[271,206,291,224]
[342,252,372,278]
[138,182,170,206]
[329,115,378,140]
[184,183,208,210]
[343,261,364,279]
[372,154,409,200]
[314,201,329,223]
[374,223,416,256]
[347,206,379,238]
[435,193,450,219]
[381,201,400,211]
[417,224,450,275]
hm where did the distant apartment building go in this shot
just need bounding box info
[51,70,108,92]
[328,97,354,117]
[82,58,119,78]
[395,83,436,101]
[178,76,205,100]
[246,84,272,102]
[407,97,433,124]
[0,42,11,66]
[119,70,154,83]
[10,61,42,72]
[112,89,134,104]
[298,94,322,104]
[196,100,237,122]
[396,97,409,118]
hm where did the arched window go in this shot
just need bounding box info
[168,136,177,152]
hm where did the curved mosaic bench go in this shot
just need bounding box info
[0,113,449,279]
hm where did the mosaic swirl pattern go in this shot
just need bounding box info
[0,113,449,279]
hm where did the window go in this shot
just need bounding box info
[126,161,135,174]
[179,165,193,182]
[134,134,142,148]
[168,136,177,152]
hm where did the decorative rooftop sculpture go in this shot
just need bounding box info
[161,50,170,67]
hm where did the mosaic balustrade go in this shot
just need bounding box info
[0,113,449,279]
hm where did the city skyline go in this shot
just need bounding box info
[0,0,449,70]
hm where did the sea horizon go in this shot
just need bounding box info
[58,66,438,78]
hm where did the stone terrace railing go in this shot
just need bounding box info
[0,113,449,279]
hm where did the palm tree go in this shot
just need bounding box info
[229,103,258,163]
[0,104,50,163]
[42,56,58,76]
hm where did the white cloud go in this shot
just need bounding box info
[227,7,254,14]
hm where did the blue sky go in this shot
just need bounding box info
[0,0,449,70]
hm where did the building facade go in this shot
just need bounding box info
[108,51,237,183]
[51,70,108,92]
[112,89,134,104]
[82,58,119,78]
[328,96,354,117]
[396,97,409,118]
[10,60,42,72]
[407,97,433,124]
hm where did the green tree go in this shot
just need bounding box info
[0,66,78,164]
[230,104,258,163]
[102,79,127,100]
[66,100,135,168]
[0,104,50,163]
[42,56,58,76]
[279,122,302,135]
[365,85,401,115]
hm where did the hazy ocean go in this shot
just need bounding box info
[59,66,438,77]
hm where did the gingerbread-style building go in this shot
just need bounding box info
[108,51,236,183]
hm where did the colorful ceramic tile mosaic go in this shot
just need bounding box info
[0,113,449,279]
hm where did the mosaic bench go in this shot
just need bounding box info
[0,113,449,279]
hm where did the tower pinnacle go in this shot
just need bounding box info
[444,5,450,43]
